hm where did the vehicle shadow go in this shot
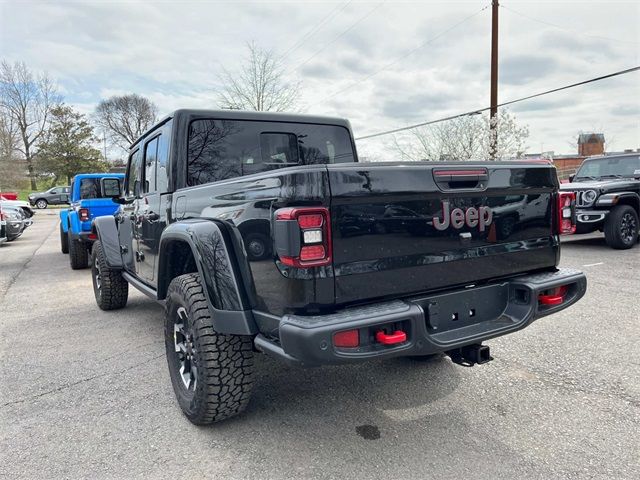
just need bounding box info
[245,353,460,416]
[561,235,607,248]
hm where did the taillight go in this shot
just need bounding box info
[557,192,576,235]
[79,208,90,222]
[333,329,359,348]
[275,207,332,267]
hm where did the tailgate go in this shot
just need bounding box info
[327,162,559,305]
[79,199,118,230]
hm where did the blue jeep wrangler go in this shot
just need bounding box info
[60,173,124,269]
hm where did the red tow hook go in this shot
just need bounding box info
[376,330,407,345]
[538,286,568,306]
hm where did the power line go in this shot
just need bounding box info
[280,1,353,59]
[310,4,491,107]
[355,66,640,141]
[501,4,639,46]
[291,2,386,73]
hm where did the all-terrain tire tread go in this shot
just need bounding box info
[92,240,128,310]
[604,205,639,250]
[60,224,69,254]
[68,231,89,269]
[165,273,254,425]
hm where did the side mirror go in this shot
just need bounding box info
[569,174,575,183]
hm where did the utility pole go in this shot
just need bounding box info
[489,0,499,160]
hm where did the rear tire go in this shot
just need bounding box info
[68,231,89,269]
[604,205,638,249]
[91,240,128,310]
[165,273,254,425]
[60,224,69,254]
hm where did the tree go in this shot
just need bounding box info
[94,94,158,151]
[217,42,301,112]
[37,105,107,184]
[389,109,529,161]
[0,60,60,189]
[0,111,23,190]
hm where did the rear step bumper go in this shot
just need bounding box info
[254,268,587,366]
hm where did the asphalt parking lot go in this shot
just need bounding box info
[1,211,638,479]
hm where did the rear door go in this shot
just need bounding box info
[328,163,559,305]
[119,149,142,274]
[135,135,161,284]
[48,188,62,204]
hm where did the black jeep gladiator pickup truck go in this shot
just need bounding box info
[91,109,586,425]
[560,153,640,249]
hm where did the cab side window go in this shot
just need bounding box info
[125,149,142,197]
[144,137,159,194]
[156,129,170,193]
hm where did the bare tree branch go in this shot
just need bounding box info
[0,60,61,189]
[388,109,529,162]
[94,93,158,151]
[216,41,301,112]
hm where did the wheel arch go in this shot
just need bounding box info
[598,192,640,213]
[158,220,258,335]
[92,216,124,268]
[59,210,70,233]
[615,193,640,214]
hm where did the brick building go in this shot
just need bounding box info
[578,133,605,156]
[522,134,639,180]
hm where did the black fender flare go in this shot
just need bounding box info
[92,215,123,268]
[158,219,258,335]
[596,191,640,210]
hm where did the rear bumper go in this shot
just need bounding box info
[70,230,95,244]
[254,268,587,366]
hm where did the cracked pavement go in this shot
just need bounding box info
[1,212,638,479]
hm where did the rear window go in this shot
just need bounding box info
[79,178,118,199]
[187,119,354,186]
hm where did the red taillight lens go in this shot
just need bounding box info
[300,245,325,261]
[275,207,332,267]
[333,329,359,348]
[557,192,576,235]
[79,208,90,222]
[297,214,323,229]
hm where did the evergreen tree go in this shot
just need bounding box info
[37,105,107,184]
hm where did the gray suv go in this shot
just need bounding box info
[28,186,70,209]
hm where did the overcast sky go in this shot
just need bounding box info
[1,0,638,158]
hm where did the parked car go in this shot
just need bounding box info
[561,153,640,249]
[0,198,35,220]
[90,109,586,425]
[0,205,7,246]
[60,173,124,269]
[1,204,31,241]
[28,186,71,209]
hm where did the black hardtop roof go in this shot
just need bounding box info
[131,109,352,149]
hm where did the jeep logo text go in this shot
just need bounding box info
[433,201,493,232]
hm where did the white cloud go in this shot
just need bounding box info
[1,0,638,156]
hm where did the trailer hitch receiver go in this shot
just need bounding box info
[447,344,493,367]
